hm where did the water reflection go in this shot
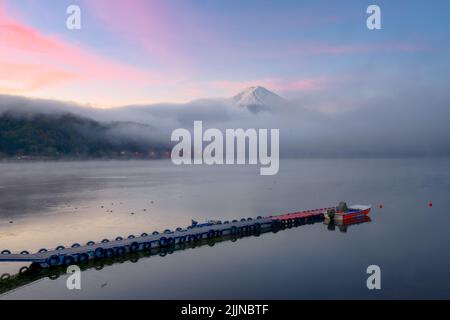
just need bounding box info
[325,216,372,233]
[0,214,372,295]
[0,162,105,219]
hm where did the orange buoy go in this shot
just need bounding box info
[428,202,433,208]
[379,204,384,209]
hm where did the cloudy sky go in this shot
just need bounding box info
[1,0,449,107]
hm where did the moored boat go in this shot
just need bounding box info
[325,203,371,222]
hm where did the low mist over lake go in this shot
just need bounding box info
[2,83,450,159]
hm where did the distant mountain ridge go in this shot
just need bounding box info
[0,112,168,159]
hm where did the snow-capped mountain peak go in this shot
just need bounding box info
[231,86,285,109]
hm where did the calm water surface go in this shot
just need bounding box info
[0,158,449,299]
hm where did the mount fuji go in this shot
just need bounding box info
[230,86,286,113]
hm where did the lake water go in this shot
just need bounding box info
[0,158,449,299]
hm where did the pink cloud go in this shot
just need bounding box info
[0,63,78,93]
[210,77,326,96]
[291,42,434,55]
[0,4,159,95]
[83,0,191,67]
[84,0,169,55]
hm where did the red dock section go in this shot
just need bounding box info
[270,207,333,221]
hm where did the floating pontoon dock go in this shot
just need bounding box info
[0,206,347,268]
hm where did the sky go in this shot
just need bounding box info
[1,0,449,107]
